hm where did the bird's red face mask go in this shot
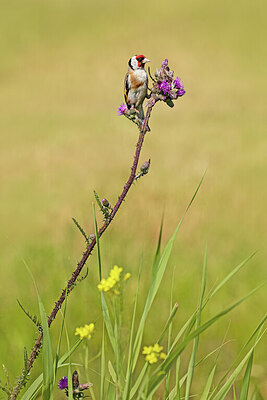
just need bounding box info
[136,55,150,68]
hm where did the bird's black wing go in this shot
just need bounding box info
[124,74,131,108]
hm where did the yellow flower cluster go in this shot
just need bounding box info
[142,343,167,364]
[75,323,95,340]
[97,265,131,294]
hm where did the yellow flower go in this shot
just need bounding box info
[145,353,158,364]
[142,343,167,364]
[124,272,131,281]
[75,323,95,340]
[109,265,123,282]
[153,343,163,353]
[142,346,153,355]
[97,265,130,294]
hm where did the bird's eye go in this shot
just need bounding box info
[136,55,144,62]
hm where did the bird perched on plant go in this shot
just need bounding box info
[124,55,150,128]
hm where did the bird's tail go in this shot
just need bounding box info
[137,105,150,132]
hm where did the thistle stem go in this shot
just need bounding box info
[10,102,156,400]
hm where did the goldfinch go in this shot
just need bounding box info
[124,55,150,126]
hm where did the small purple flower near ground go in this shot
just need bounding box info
[117,103,128,115]
[58,376,68,390]
[58,372,92,398]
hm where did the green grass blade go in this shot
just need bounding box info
[132,176,205,371]
[152,216,164,270]
[106,380,116,399]
[208,252,257,299]
[135,365,151,400]
[195,338,232,367]
[23,260,54,400]
[185,244,207,400]
[101,293,115,351]
[58,339,82,366]
[156,369,188,400]
[54,289,68,377]
[108,360,117,384]
[233,385,237,400]
[175,357,181,400]
[164,268,177,399]
[132,223,180,369]
[170,311,197,352]
[237,315,267,358]
[39,299,54,400]
[67,367,73,400]
[199,326,231,400]
[240,352,254,400]
[100,321,105,400]
[64,319,73,400]
[113,295,122,389]
[129,364,148,399]
[20,374,43,400]
[200,364,216,400]
[123,261,142,400]
[84,344,96,400]
[158,303,179,345]
[184,171,206,213]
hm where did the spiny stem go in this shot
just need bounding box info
[10,102,156,400]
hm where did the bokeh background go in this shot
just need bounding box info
[0,0,266,397]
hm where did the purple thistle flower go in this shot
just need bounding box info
[158,79,172,95]
[117,103,127,116]
[177,89,186,97]
[173,77,184,89]
[162,59,168,67]
[58,376,68,390]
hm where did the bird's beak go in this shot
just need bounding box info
[143,58,150,64]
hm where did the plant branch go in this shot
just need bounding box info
[10,100,157,400]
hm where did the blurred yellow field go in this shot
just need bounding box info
[0,0,266,397]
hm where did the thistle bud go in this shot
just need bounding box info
[140,160,151,173]
[102,198,110,207]
[89,233,96,241]
[165,98,174,108]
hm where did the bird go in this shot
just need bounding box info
[124,54,150,128]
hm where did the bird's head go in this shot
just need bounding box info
[129,55,150,70]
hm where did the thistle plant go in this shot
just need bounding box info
[7,58,186,399]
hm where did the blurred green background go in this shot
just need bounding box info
[0,0,266,397]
